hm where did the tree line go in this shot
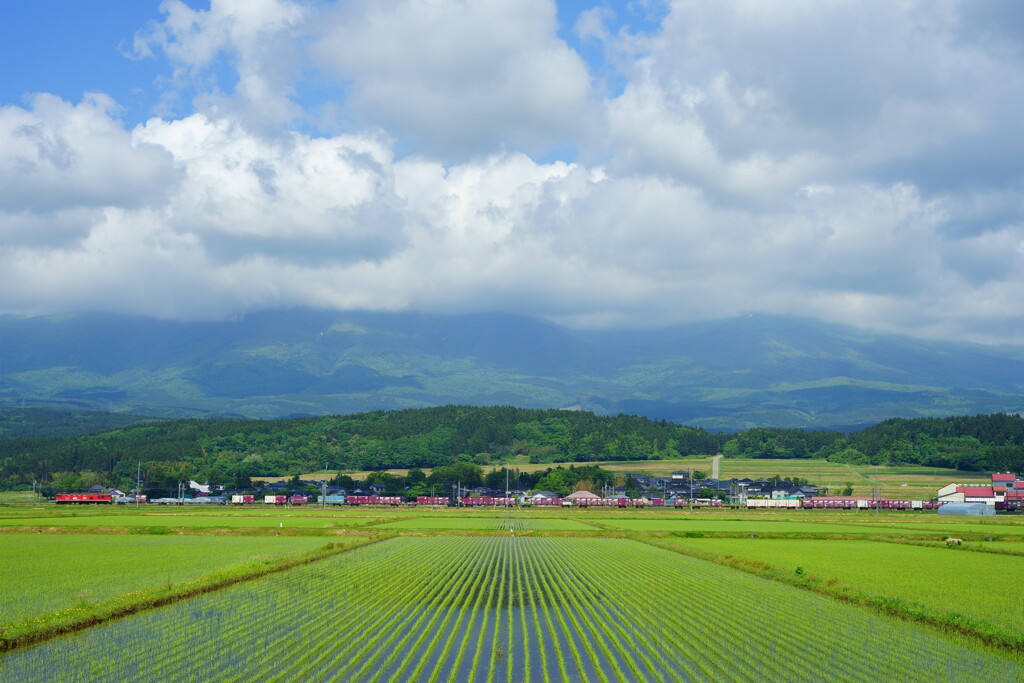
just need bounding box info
[0,406,1021,494]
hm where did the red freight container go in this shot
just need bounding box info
[289,495,308,505]
[264,495,287,505]
[459,497,514,507]
[416,496,449,505]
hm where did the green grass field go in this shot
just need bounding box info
[659,537,1023,641]
[0,511,383,529]
[374,516,599,531]
[4,537,1021,682]
[0,534,331,625]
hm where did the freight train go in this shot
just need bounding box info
[56,492,948,510]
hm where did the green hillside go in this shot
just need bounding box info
[1,407,1021,495]
[2,311,1023,429]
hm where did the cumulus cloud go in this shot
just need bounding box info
[1,0,1023,344]
[0,93,178,213]
[131,0,308,128]
[310,0,595,156]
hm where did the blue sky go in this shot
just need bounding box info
[1,1,1023,344]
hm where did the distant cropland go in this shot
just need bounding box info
[2,310,1023,429]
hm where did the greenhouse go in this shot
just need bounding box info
[937,502,996,516]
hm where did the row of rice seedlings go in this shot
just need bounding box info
[282,539,469,680]
[399,538,499,682]
[366,539,491,682]
[618,542,823,679]
[522,538,570,682]
[544,540,652,680]
[263,547,406,678]
[329,538,480,680]
[526,539,621,682]
[619,539,1018,680]
[398,546,487,683]
[550,540,667,681]
[463,539,505,681]
[485,538,511,681]
[419,540,482,680]
[6,537,1023,682]
[521,538,598,682]
[510,539,530,683]
[428,539,503,683]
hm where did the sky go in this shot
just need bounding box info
[1,1,1023,344]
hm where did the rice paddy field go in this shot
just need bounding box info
[598,515,1024,538]
[0,512,378,530]
[3,536,1022,682]
[2,503,1022,681]
[0,535,333,624]
[656,537,1023,642]
[374,516,600,531]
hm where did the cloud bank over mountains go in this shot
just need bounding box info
[1,0,1022,343]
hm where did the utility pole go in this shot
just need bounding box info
[136,462,141,508]
[689,468,693,511]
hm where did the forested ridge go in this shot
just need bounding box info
[1,407,1022,493]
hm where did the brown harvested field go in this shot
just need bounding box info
[255,457,990,500]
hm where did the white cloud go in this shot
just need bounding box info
[1,1,1023,345]
[310,0,595,156]
[0,94,178,212]
[132,0,308,128]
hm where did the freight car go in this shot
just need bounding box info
[289,495,309,505]
[572,497,630,508]
[55,493,113,504]
[347,495,402,506]
[674,498,722,508]
[458,497,516,507]
[746,498,802,509]
[797,497,945,510]
[264,495,288,505]
[230,495,255,505]
[323,495,347,505]
[416,496,449,506]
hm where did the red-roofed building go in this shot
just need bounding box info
[992,473,1015,493]
[958,486,994,500]
[938,473,1023,508]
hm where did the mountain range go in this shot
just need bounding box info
[2,309,1023,430]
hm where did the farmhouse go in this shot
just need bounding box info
[937,472,1023,509]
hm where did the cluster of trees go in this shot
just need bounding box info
[718,415,1024,473]
[0,406,724,492]
[1,407,1021,494]
[824,414,1024,471]
[324,463,618,499]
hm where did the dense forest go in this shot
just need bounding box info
[0,406,1021,495]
